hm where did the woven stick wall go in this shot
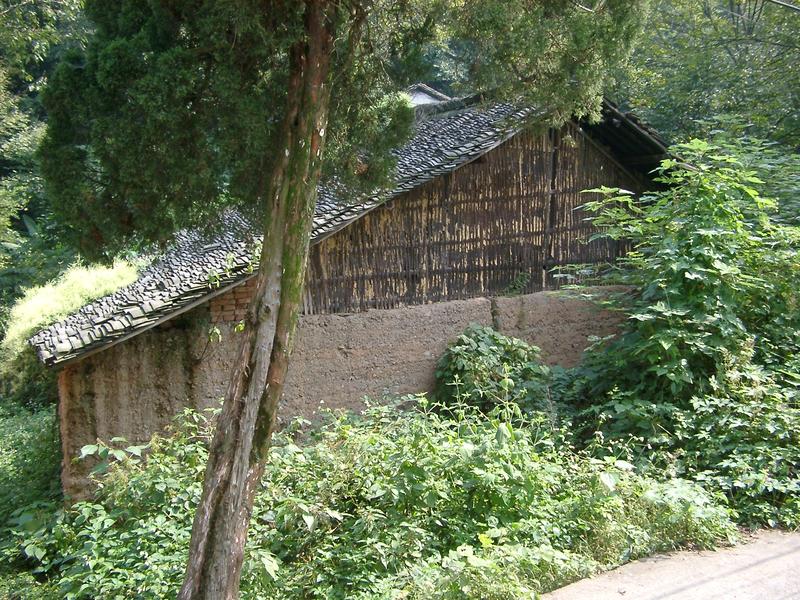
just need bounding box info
[303,123,641,314]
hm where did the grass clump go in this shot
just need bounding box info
[1,260,138,361]
[0,401,735,599]
[0,260,138,407]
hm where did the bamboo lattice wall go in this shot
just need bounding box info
[303,123,642,314]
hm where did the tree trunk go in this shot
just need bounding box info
[178,2,335,598]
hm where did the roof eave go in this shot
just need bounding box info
[37,272,259,368]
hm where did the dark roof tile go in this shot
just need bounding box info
[30,97,661,366]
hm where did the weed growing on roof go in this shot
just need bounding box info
[0,260,138,406]
[1,260,138,361]
[0,401,735,599]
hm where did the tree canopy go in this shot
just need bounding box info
[0,0,86,320]
[0,0,84,234]
[615,0,800,146]
[41,0,649,257]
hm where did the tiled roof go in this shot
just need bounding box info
[30,101,535,366]
[407,82,452,105]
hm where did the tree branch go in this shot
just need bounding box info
[0,0,35,16]
[764,0,800,14]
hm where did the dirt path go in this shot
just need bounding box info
[543,530,800,600]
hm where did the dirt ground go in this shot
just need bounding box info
[543,529,800,600]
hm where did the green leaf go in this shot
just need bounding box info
[302,514,315,532]
[599,472,617,492]
[465,552,491,568]
[495,422,513,444]
[21,214,39,237]
[125,445,146,457]
[79,444,99,458]
[261,554,280,581]
[324,509,344,521]
[110,449,127,461]
[24,544,46,562]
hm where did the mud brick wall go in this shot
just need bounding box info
[209,277,257,323]
[57,287,624,498]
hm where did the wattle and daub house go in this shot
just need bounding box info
[29,86,666,495]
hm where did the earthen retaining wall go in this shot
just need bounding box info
[57,288,624,497]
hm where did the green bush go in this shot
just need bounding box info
[572,139,800,526]
[0,405,61,526]
[434,324,554,415]
[0,571,60,600]
[1,402,735,599]
[432,139,800,528]
[0,405,61,599]
[0,349,57,409]
[0,213,76,332]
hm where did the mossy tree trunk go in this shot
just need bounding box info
[178,1,337,598]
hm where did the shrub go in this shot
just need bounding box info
[572,139,800,526]
[1,402,735,599]
[0,405,61,598]
[434,324,553,416]
[0,405,61,526]
[0,571,60,600]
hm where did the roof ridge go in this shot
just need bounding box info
[406,82,452,102]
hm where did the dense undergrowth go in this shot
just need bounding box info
[0,406,60,528]
[570,140,800,526]
[0,405,61,599]
[436,141,800,527]
[0,402,736,599]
